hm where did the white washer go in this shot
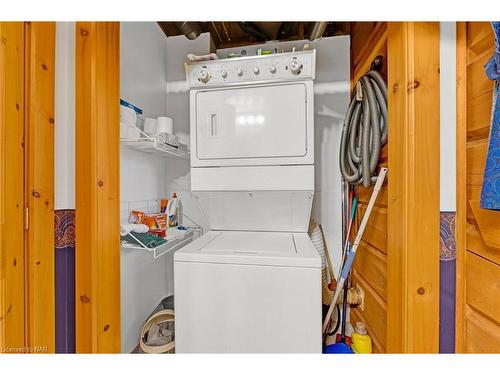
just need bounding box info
[175,50,321,353]
[174,231,321,353]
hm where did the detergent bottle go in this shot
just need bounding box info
[351,322,372,354]
[168,192,179,227]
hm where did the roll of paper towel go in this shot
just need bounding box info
[144,118,158,136]
[157,116,173,134]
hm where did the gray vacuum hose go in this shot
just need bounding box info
[339,70,388,187]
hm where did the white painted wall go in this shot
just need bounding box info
[165,33,212,233]
[440,22,457,212]
[120,22,170,353]
[120,22,168,119]
[218,37,351,277]
[55,22,75,209]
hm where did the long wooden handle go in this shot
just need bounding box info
[322,168,388,335]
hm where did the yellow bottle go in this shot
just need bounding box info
[351,322,372,354]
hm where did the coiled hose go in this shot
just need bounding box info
[309,222,333,305]
[339,70,388,187]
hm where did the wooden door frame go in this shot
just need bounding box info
[386,22,441,353]
[455,21,467,354]
[0,21,56,353]
[75,22,120,353]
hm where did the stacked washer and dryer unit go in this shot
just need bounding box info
[174,50,321,353]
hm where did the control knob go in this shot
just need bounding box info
[269,65,277,74]
[221,70,227,78]
[236,67,243,77]
[288,59,302,75]
[253,66,260,75]
[198,69,210,83]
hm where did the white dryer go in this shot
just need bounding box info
[174,50,321,353]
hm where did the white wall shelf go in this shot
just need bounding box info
[121,226,201,259]
[121,128,189,159]
[120,199,202,259]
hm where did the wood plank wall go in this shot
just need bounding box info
[349,22,388,353]
[0,22,26,350]
[386,22,440,353]
[1,22,55,352]
[456,22,500,353]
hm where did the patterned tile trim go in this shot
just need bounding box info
[440,211,456,261]
[55,209,75,249]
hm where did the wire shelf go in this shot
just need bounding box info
[120,199,202,259]
[121,226,200,259]
[120,127,189,159]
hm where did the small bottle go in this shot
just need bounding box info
[177,196,183,226]
[168,192,178,227]
[351,322,372,354]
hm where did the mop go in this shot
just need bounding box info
[322,167,387,336]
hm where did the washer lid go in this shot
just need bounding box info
[174,231,321,268]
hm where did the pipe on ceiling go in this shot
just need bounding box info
[175,22,202,40]
[237,22,269,42]
[308,22,328,41]
[276,22,296,40]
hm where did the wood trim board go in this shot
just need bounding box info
[455,21,468,353]
[24,21,56,353]
[75,21,121,353]
[0,21,55,353]
[386,22,441,353]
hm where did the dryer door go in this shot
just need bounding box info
[192,82,313,166]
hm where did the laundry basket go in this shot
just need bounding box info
[138,296,175,354]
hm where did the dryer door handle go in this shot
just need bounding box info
[208,113,217,137]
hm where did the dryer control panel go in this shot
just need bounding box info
[186,50,316,88]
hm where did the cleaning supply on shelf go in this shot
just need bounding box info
[129,210,145,224]
[167,193,179,227]
[120,100,142,140]
[128,209,168,238]
[351,322,372,354]
[121,223,149,234]
[120,99,143,115]
[144,213,168,238]
[324,334,354,354]
[120,103,137,126]
[160,199,169,214]
[177,197,183,226]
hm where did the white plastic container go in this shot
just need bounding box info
[120,123,141,140]
[120,105,137,126]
